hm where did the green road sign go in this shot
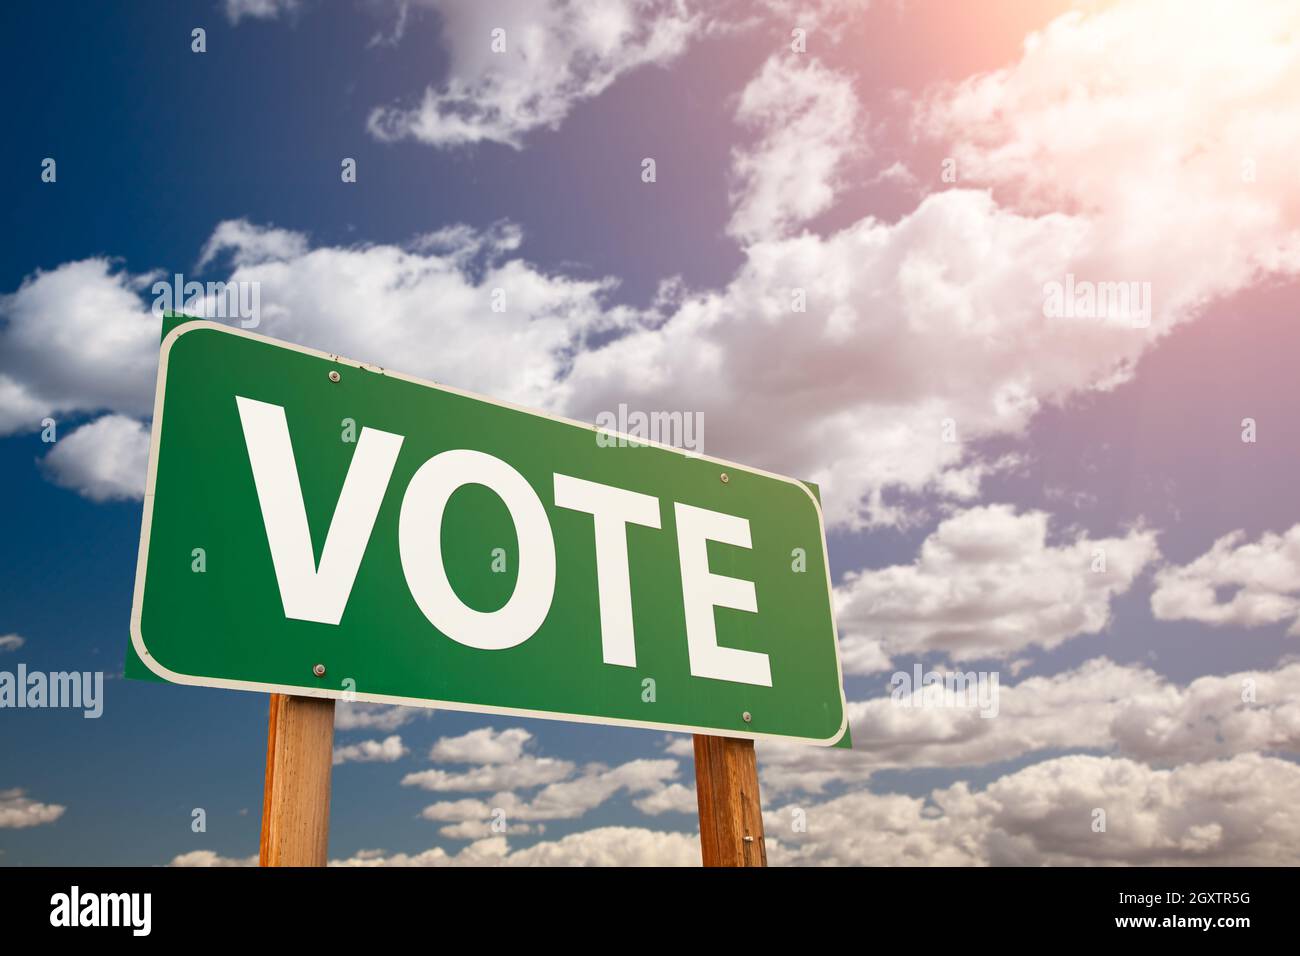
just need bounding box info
[128,322,848,745]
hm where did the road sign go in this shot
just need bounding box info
[128,321,848,745]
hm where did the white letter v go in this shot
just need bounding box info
[236,396,404,625]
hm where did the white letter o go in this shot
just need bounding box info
[399,449,555,649]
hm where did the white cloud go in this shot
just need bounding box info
[633,782,697,815]
[39,414,151,502]
[728,54,862,242]
[834,505,1158,670]
[211,220,631,411]
[169,849,258,867]
[758,0,871,35]
[403,756,575,792]
[174,749,1300,866]
[499,758,679,821]
[0,634,24,653]
[334,702,429,732]
[9,2,1300,533]
[563,191,1105,528]
[224,0,301,25]
[498,825,697,866]
[1109,662,1300,762]
[419,758,681,823]
[760,657,1145,793]
[368,0,699,149]
[1151,525,1300,635]
[562,0,1300,529]
[17,0,1300,520]
[769,753,1300,865]
[412,727,686,823]
[331,826,699,866]
[0,374,48,434]
[0,220,632,500]
[333,734,409,765]
[0,789,66,829]
[198,219,309,269]
[661,735,694,758]
[428,727,533,764]
[921,0,1300,312]
[418,797,492,822]
[331,841,501,866]
[756,658,1300,794]
[436,819,542,840]
[0,258,159,436]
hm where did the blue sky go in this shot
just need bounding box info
[3,0,1300,866]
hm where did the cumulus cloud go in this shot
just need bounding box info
[496,825,697,866]
[757,0,871,35]
[367,0,699,148]
[334,702,429,732]
[408,727,686,827]
[756,658,1300,794]
[563,190,1103,527]
[427,727,534,764]
[406,727,572,794]
[170,749,1300,866]
[1151,525,1300,635]
[0,258,159,436]
[0,789,66,829]
[7,193,1086,524]
[197,219,309,269]
[0,634,25,652]
[331,826,699,866]
[633,782,697,815]
[169,849,258,867]
[8,2,1300,533]
[206,220,631,411]
[769,753,1300,866]
[497,758,681,821]
[921,0,1300,312]
[403,757,575,792]
[333,734,409,765]
[416,797,491,823]
[39,414,151,502]
[728,54,862,241]
[834,505,1158,670]
[435,819,543,841]
[560,0,1300,528]
[1109,662,1300,762]
[224,0,301,25]
[0,220,634,500]
[419,758,681,824]
[15,1,1300,523]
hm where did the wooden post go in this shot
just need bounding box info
[693,734,767,867]
[260,693,336,867]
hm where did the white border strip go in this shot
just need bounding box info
[129,321,849,747]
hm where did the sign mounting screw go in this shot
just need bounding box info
[328,370,341,383]
[313,664,326,678]
[720,472,730,484]
[742,711,752,722]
